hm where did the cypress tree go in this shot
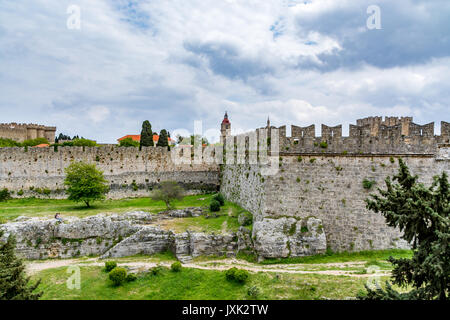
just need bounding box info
[140,120,154,148]
[157,129,169,149]
[358,159,449,300]
[0,230,42,300]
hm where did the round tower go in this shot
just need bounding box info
[220,112,231,144]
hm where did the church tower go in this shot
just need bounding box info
[220,111,231,144]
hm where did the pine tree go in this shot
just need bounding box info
[0,230,42,300]
[156,129,169,148]
[358,159,449,300]
[140,120,154,149]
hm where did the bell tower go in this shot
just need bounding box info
[220,111,231,144]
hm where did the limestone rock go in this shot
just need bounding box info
[252,217,327,259]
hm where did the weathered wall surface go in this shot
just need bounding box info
[222,150,450,253]
[0,146,219,198]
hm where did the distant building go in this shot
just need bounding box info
[0,123,56,143]
[117,134,175,145]
[220,112,231,144]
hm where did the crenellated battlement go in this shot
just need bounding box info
[230,117,450,155]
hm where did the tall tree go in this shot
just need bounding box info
[358,159,449,300]
[0,230,42,300]
[140,120,154,148]
[156,129,169,148]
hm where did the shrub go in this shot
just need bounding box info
[213,193,225,206]
[225,267,238,281]
[150,265,164,276]
[320,141,328,149]
[362,178,376,190]
[104,261,117,272]
[225,267,249,283]
[108,267,127,286]
[126,273,137,282]
[171,261,182,272]
[209,200,221,212]
[150,181,184,210]
[247,285,261,299]
[238,212,253,226]
[0,188,11,202]
[17,190,24,196]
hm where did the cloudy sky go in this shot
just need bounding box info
[0,0,449,143]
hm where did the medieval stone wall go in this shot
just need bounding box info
[0,146,220,198]
[250,117,450,155]
[221,147,450,253]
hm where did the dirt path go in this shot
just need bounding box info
[25,258,390,278]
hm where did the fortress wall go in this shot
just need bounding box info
[222,149,450,252]
[0,146,220,198]
[251,118,450,155]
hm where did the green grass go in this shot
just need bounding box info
[0,194,210,221]
[0,194,252,234]
[33,265,387,300]
[238,249,413,265]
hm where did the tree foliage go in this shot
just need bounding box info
[150,181,184,209]
[359,159,449,300]
[64,161,109,208]
[156,129,169,148]
[140,120,154,148]
[119,137,139,147]
[0,230,42,300]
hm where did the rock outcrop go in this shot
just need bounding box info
[0,209,328,261]
[252,217,327,259]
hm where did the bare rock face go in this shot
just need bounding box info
[0,211,237,261]
[0,210,327,261]
[252,217,327,259]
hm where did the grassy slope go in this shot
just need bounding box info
[34,266,381,300]
[0,195,249,233]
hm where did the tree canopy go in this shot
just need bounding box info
[358,159,449,300]
[150,181,184,210]
[140,120,154,148]
[64,161,109,208]
[0,230,42,300]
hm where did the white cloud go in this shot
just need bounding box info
[0,0,448,143]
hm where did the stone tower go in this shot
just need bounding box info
[220,112,231,144]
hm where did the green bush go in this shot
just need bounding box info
[108,267,127,286]
[126,273,137,282]
[247,285,261,298]
[209,200,221,212]
[225,267,249,283]
[0,188,11,202]
[213,193,225,206]
[171,261,182,272]
[150,266,164,276]
[362,178,376,190]
[104,261,117,272]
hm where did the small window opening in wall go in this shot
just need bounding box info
[420,129,423,136]
[331,131,334,138]
[301,131,304,138]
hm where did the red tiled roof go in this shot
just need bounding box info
[117,135,174,143]
[33,144,50,148]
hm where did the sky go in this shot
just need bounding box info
[0,0,449,143]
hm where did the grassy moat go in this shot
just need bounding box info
[0,194,244,233]
[28,250,412,300]
[1,195,412,300]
